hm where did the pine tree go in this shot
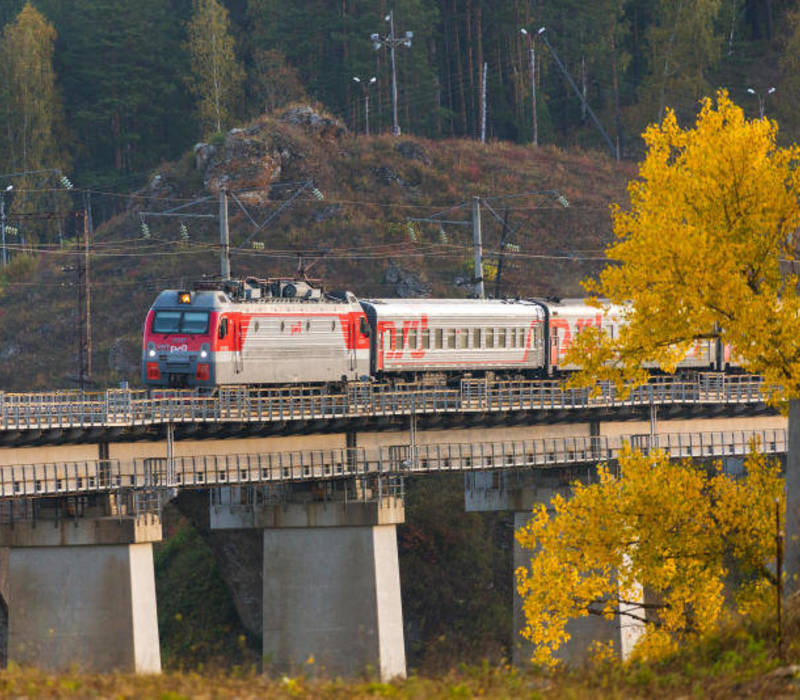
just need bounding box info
[55,0,194,180]
[186,0,245,135]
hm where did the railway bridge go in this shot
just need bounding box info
[0,374,785,678]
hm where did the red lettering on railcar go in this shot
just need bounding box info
[410,315,428,359]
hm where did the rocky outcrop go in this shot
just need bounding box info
[279,105,347,138]
[384,260,430,298]
[199,130,282,196]
[394,140,431,166]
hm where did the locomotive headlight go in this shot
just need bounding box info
[200,350,208,358]
[178,291,192,304]
[148,349,156,358]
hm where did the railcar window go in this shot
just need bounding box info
[422,329,430,349]
[447,329,456,349]
[458,329,468,349]
[486,328,494,348]
[408,329,417,349]
[473,328,481,348]
[153,311,181,334]
[435,328,443,349]
[181,312,209,334]
[153,311,210,335]
[498,328,506,347]
[219,317,229,339]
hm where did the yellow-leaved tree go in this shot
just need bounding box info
[561,90,800,587]
[515,448,783,666]
[568,91,800,394]
[517,91,800,665]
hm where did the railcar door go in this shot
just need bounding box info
[348,318,357,372]
[233,318,243,374]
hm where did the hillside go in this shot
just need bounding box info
[0,105,633,392]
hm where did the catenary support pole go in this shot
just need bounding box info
[1,190,6,267]
[530,44,538,145]
[472,197,484,299]
[219,188,230,280]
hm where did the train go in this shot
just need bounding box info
[141,277,726,390]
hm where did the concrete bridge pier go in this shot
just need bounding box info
[466,468,644,666]
[0,495,162,673]
[211,480,406,681]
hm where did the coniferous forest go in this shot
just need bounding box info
[1,0,799,193]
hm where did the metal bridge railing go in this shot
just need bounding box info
[0,375,772,432]
[0,428,785,501]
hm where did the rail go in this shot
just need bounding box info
[0,375,769,431]
[0,428,784,500]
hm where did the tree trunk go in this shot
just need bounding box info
[451,0,468,134]
[785,399,800,591]
[465,0,475,134]
[476,4,484,139]
[610,22,623,160]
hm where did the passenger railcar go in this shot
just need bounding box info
[360,298,547,379]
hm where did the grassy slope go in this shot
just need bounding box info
[0,107,633,391]
[2,612,800,698]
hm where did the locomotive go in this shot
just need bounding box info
[141,277,724,390]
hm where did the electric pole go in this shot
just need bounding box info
[353,76,377,135]
[371,11,413,136]
[77,200,92,391]
[1,191,6,267]
[472,196,484,299]
[219,187,230,280]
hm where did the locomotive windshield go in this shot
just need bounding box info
[152,310,209,335]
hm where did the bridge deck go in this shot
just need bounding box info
[0,376,770,434]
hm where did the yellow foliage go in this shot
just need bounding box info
[515,446,783,666]
[566,91,800,402]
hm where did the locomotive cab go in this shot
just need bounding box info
[142,289,221,388]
